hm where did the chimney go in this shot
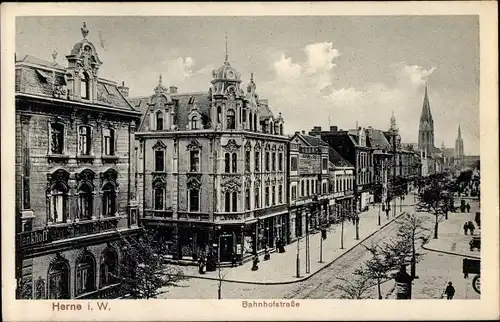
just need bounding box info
[169,86,178,94]
[118,81,129,98]
[313,126,322,132]
[330,126,338,132]
[301,130,305,135]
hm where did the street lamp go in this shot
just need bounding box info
[378,199,381,226]
[305,206,311,274]
[340,206,345,249]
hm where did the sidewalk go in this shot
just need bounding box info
[175,197,415,285]
[424,199,480,259]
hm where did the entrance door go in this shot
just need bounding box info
[219,234,234,262]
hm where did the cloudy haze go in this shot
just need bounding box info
[16,16,480,154]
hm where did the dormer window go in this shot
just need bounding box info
[191,116,198,130]
[80,72,90,100]
[156,111,164,131]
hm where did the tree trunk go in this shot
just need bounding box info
[411,235,416,278]
[434,213,439,239]
[377,278,382,299]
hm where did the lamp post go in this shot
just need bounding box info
[340,206,345,249]
[305,207,310,274]
[378,200,381,226]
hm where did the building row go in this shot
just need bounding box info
[15,24,437,300]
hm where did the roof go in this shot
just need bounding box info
[329,147,353,168]
[16,55,136,112]
[420,86,434,123]
[366,128,392,150]
[259,101,274,120]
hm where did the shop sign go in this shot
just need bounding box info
[17,229,50,248]
[236,244,242,255]
[293,198,312,207]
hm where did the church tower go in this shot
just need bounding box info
[455,124,464,158]
[418,86,435,155]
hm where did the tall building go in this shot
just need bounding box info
[15,23,142,299]
[418,86,435,156]
[132,46,289,264]
[455,125,464,158]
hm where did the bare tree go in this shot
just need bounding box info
[361,244,393,299]
[331,271,374,299]
[116,229,186,299]
[418,182,448,239]
[217,263,228,300]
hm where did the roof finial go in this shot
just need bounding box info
[52,50,58,62]
[81,22,89,39]
[225,32,228,63]
[250,72,254,81]
[159,74,163,86]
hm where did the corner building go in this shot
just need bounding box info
[133,56,288,264]
[15,24,142,299]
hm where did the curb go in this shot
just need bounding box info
[421,244,480,259]
[177,211,408,286]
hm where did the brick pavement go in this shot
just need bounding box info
[175,196,414,284]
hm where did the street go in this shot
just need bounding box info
[159,197,480,300]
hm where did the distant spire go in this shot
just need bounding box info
[159,74,162,86]
[250,72,254,81]
[420,85,433,123]
[225,32,228,63]
[458,124,461,138]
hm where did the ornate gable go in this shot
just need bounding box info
[153,140,167,150]
[222,139,240,152]
[186,139,202,151]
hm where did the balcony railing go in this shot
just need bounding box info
[75,283,121,299]
[16,217,120,250]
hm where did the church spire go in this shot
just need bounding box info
[420,85,433,123]
[458,124,461,138]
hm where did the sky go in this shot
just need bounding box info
[16,16,480,155]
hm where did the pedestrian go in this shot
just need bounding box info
[463,222,469,235]
[198,256,206,275]
[263,248,270,261]
[355,215,360,226]
[251,254,259,271]
[466,203,471,213]
[231,252,237,267]
[444,282,455,300]
[475,212,481,228]
[468,221,475,235]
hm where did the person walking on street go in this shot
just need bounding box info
[463,222,469,235]
[466,203,471,213]
[444,282,455,300]
[468,221,475,235]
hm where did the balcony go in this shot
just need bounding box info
[143,209,173,219]
[16,217,120,250]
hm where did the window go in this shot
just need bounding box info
[154,187,164,210]
[254,188,260,209]
[265,152,270,171]
[100,249,118,287]
[78,126,91,155]
[78,183,93,220]
[254,114,257,131]
[50,123,65,154]
[272,185,276,205]
[291,186,297,200]
[279,153,283,171]
[102,183,116,217]
[255,151,260,171]
[191,116,198,130]
[245,151,251,172]
[50,182,67,223]
[232,192,237,212]
[155,150,165,172]
[217,106,222,124]
[279,124,283,135]
[278,185,283,203]
[80,72,89,99]
[245,189,250,210]
[306,180,310,196]
[249,113,253,130]
[243,110,247,123]
[322,182,327,194]
[103,129,115,156]
[336,178,339,192]
[156,111,164,131]
[190,150,200,172]
[189,189,200,212]
[48,261,70,299]
[265,187,270,207]
[291,157,298,171]
[301,180,304,197]
[227,109,235,129]
[322,158,328,170]
[231,153,237,173]
[272,153,276,171]
[224,153,231,173]
[225,192,231,212]
[75,254,95,296]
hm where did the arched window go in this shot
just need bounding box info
[80,72,89,100]
[102,183,116,217]
[269,122,274,134]
[156,111,164,131]
[100,248,118,287]
[243,110,247,123]
[48,260,70,299]
[78,183,93,220]
[191,116,198,130]
[249,112,253,130]
[225,192,231,212]
[226,109,235,129]
[75,253,96,296]
[224,153,231,173]
[49,182,68,223]
[217,106,222,124]
[153,186,164,210]
[232,192,237,212]
[231,153,237,173]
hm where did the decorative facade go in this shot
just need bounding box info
[15,23,142,299]
[132,50,288,263]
